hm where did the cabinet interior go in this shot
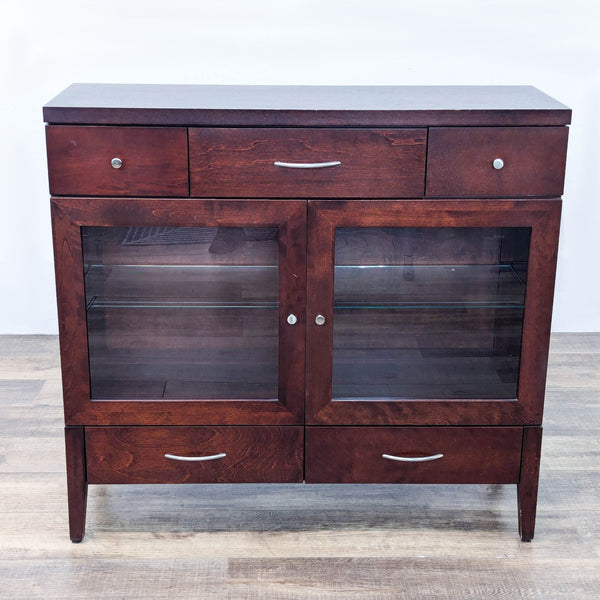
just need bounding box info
[82,223,531,403]
[333,227,531,400]
[82,226,280,400]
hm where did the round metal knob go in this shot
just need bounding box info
[111,157,123,169]
[492,158,504,170]
[315,314,326,326]
[287,314,298,325]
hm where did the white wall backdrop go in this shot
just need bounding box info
[0,0,598,333]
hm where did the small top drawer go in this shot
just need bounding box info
[426,127,568,197]
[189,128,427,198]
[46,126,189,197]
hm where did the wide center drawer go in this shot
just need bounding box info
[46,126,189,197]
[305,427,523,483]
[189,128,427,198]
[86,426,303,484]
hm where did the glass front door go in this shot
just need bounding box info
[306,200,561,426]
[51,198,306,425]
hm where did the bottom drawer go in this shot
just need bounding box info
[86,426,303,484]
[305,427,522,484]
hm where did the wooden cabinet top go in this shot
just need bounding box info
[43,84,570,127]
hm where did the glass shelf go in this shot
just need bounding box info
[87,299,278,310]
[84,263,525,311]
[84,264,278,306]
[334,264,526,310]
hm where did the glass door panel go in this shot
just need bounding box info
[82,226,279,400]
[332,227,530,400]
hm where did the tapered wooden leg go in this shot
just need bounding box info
[65,426,88,543]
[518,426,543,542]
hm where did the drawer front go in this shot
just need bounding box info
[189,128,427,198]
[426,127,568,197]
[305,427,522,483]
[46,126,189,196]
[86,426,303,483]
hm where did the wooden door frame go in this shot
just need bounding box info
[306,199,561,426]
[51,197,306,425]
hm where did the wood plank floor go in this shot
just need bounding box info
[0,334,598,599]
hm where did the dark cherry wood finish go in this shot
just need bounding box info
[43,84,571,127]
[305,427,523,484]
[51,197,306,426]
[46,126,189,197]
[64,426,87,542]
[518,426,543,542]
[45,85,569,542]
[306,199,561,426]
[86,426,303,484]
[189,128,426,198]
[426,127,568,197]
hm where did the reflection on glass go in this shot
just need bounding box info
[82,226,279,400]
[332,227,530,400]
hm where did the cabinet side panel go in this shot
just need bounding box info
[516,201,562,424]
[51,200,91,424]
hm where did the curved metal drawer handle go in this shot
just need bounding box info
[382,453,444,463]
[274,161,341,169]
[164,453,226,462]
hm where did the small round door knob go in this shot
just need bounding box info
[287,314,298,325]
[111,157,123,169]
[315,314,326,326]
[492,158,504,170]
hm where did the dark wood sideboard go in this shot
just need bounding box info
[44,84,570,542]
